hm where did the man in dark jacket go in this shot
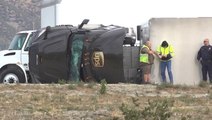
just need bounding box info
[197,38,212,83]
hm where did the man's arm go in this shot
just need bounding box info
[197,48,201,61]
[169,45,174,57]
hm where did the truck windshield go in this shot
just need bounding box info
[8,33,28,50]
[70,34,84,81]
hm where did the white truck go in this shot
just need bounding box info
[0,30,35,83]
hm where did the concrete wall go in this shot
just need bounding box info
[149,18,212,85]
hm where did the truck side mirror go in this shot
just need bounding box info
[137,25,141,41]
[78,19,89,29]
[44,26,51,40]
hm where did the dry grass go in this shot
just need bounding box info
[0,84,211,119]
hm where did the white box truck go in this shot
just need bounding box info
[0,30,35,83]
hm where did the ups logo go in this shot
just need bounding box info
[92,52,104,67]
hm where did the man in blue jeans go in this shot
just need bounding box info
[157,41,174,84]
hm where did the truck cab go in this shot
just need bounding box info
[0,30,35,83]
[29,19,141,83]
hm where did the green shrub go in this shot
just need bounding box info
[58,79,67,84]
[199,81,208,88]
[120,103,142,120]
[142,99,174,120]
[77,81,85,87]
[99,79,107,94]
[156,83,189,90]
[120,98,174,120]
[68,84,77,90]
[67,80,85,90]
[181,115,192,120]
[156,83,173,90]
[178,95,195,105]
[87,81,96,89]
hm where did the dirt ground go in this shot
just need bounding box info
[0,83,211,120]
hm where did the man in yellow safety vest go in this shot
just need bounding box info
[140,41,155,84]
[157,41,174,84]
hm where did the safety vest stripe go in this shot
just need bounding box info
[140,45,149,63]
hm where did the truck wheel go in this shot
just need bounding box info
[0,67,25,84]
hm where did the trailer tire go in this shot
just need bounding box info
[0,66,25,84]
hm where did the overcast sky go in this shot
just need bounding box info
[56,0,212,27]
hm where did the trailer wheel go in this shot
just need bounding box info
[0,66,25,84]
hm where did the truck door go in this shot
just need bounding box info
[21,33,34,71]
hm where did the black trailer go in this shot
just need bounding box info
[29,20,139,83]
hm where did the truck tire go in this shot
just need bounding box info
[0,66,25,84]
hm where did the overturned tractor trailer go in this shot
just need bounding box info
[29,20,140,83]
